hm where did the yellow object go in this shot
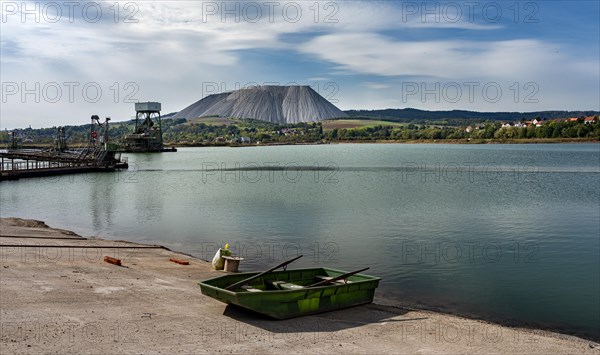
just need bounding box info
[221,244,232,257]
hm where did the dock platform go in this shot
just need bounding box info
[0,149,128,181]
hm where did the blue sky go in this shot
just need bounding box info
[1,0,599,128]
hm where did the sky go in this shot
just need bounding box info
[1,0,599,129]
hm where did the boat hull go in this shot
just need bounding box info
[198,267,380,319]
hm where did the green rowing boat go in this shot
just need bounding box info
[198,267,381,319]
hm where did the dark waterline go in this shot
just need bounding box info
[2,144,599,340]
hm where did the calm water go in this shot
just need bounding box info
[2,144,599,339]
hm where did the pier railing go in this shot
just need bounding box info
[1,159,97,172]
[0,148,129,181]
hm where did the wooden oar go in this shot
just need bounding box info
[225,255,303,290]
[307,267,369,288]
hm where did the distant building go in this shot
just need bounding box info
[532,118,543,127]
[465,126,473,133]
[501,123,512,128]
[584,116,598,124]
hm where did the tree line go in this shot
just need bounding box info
[2,117,599,146]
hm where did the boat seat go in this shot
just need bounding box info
[240,285,263,292]
[314,275,353,284]
[270,281,305,290]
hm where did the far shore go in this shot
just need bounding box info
[5,137,598,151]
[169,137,600,148]
[1,217,599,354]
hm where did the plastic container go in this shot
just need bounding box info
[223,256,244,272]
[211,244,232,270]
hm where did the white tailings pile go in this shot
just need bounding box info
[171,85,347,124]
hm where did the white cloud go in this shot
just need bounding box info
[0,1,597,128]
[363,82,390,90]
[298,33,597,82]
[296,31,599,111]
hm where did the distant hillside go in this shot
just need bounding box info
[345,109,599,123]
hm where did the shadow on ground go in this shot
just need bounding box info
[222,303,428,334]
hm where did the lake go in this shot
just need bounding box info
[1,143,599,339]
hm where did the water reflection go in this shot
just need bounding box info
[87,173,116,233]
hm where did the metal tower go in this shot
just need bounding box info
[123,102,164,152]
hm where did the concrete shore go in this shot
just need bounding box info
[1,218,598,354]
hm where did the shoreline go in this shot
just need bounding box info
[171,137,600,148]
[8,138,598,150]
[1,217,598,353]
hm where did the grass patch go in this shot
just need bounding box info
[184,116,238,126]
[321,119,406,131]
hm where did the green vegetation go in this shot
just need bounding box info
[321,119,406,130]
[2,116,599,147]
[0,118,185,147]
[184,116,237,126]
[327,119,600,142]
[164,119,325,144]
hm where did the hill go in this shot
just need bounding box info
[171,85,348,124]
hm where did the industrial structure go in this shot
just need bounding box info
[1,101,180,180]
[122,102,176,152]
[1,116,128,181]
